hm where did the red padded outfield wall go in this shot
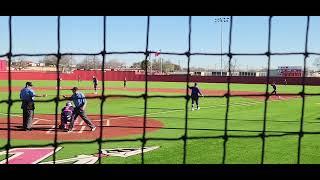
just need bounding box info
[0,60,7,71]
[0,70,320,85]
[148,75,320,85]
[0,70,140,81]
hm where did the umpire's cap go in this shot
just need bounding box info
[71,87,78,91]
[26,82,33,87]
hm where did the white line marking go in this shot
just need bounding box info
[32,120,40,125]
[106,119,110,126]
[89,101,261,122]
[0,101,261,125]
[78,120,86,134]
[46,125,56,134]
[71,119,80,132]
[0,113,57,122]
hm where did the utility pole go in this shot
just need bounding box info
[214,17,230,76]
[160,58,162,74]
[150,55,152,74]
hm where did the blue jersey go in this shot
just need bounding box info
[71,92,86,108]
[189,86,202,97]
[93,78,98,85]
[20,87,36,102]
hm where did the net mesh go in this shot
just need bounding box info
[0,16,313,164]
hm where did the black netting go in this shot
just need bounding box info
[0,16,313,164]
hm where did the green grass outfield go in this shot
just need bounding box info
[1,80,320,164]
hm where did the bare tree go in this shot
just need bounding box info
[313,57,320,71]
[11,57,29,70]
[162,60,175,72]
[105,59,125,69]
[77,55,101,70]
[149,58,181,72]
[131,58,181,72]
[42,55,74,72]
[140,60,151,70]
[43,55,56,66]
[184,67,206,72]
[224,58,238,73]
[131,62,141,69]
[60,55,74,72]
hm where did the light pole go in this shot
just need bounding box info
[214,17,230,76]
[150,54,152,74]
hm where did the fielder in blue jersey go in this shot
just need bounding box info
[270,82,281,99]
[92,76,98,94]
[188,83,204,111]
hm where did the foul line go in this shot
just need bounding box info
[0,113,56,122]
[89,100,262,122]
[0,101,262,127]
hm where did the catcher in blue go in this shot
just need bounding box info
[188,83,204,111]
[59,101,74,130]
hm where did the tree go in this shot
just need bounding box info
[173,64,181,71]
[224,58,238,73]
[77,55,101,70]
[42,55,74,72]
[11,57,28,70]
[60,55,74,72]
[162,60,175,72]
[131,62,141,69]
[149,58,181,72]
[43,55,56,66]
[151,59,161,71]
[183,66,205,72]
[105,59,125,69]
[140,60,151,70]
[313,57,320,71]
[132,58,181,72]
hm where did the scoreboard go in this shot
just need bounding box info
[278,66,302,77]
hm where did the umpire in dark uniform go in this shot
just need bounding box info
[19,82,47,131]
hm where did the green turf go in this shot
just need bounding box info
[1,80,320,164]
[2,80,320,93]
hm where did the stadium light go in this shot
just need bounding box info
[214,17,230,76]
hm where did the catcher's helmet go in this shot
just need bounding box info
[66,101,72,107]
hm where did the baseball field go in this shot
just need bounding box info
[1,80,320,164]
